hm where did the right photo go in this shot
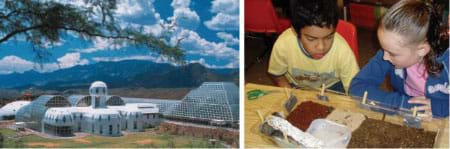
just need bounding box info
[244,0,449,148]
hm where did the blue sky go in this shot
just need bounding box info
[0,0,239,74]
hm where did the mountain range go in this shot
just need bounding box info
[0,60,238,91]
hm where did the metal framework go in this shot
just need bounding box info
[16,95,71,131]
[44,124,73,136]
[68,95,91,107]
[165,82,239,125]
[106,96,125,106]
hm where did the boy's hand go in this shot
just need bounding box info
[408,96,432,121]
[271,75,291,88]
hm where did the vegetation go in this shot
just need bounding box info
[0,128,225,148]
[0,132,3,148]
[0,0,184,63]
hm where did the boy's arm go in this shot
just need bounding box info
[269,74,291,88]
[268,36,291,88]
[349,50,411,108]
[337,48,359,94]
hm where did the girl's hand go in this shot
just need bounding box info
[408,96,432,121]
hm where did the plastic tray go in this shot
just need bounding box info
[306,119,352,147]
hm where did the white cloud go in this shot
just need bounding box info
[216,32,239,46]
[0,56,34,74]
[42,39,65,49]
[170,8,200,30]
[115,0,161,25]
[188,58,217,68]
[92,55,177,65]
[115,0,144,16]
[142,24,165,37]
[168,0,200,30]
[56,0,161,25]
[188,58,238,68]
[204,0,239,31]
[211,0,238,14]
[75,37,127,53]
[0,55,61,74]
[0,52,90,74]
[171,29,238,66]
[171,0,191,9]
[53,0,88,7]
[223,59,239,68]
[57,52,89,69]
[204,13,238,31]
[53,0,104,21]
[0,0,239,71]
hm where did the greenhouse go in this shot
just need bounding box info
[16,95,71,131]
[68,95,91,107]
[164,82,239,126]
[106,96,125,106]
[12,81,238,137]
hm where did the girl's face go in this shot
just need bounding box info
[299,26,335,59]
[377,28,428,69]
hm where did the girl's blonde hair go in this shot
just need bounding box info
[379,0,448,75]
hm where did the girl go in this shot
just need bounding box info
[349,0,449,120]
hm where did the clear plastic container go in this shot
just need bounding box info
[306,119,352,148]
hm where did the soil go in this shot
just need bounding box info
[74,138,91,144]
[26,142,60,148]
[136,139,153,145]
[286,101,334,131]
[348,118,437,148]
[157,122,239,147]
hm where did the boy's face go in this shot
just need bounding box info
[377,28,427,69]
[299,26,335,59]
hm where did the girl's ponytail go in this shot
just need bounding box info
[423,0,447,75]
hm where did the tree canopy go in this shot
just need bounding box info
[0,0,184,63]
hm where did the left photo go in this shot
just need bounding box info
[0,0,239,148]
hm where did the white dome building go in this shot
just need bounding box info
[122,110,144,132]
[82,108,122,136]
[43,108,74,136]
[0,100,30,120]
[15,81,159,137]
[89,81,108,108]
[12,81,239,138]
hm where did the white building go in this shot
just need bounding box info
[0,100,30,120]
[12,81,239,137]
[16,81,161,137]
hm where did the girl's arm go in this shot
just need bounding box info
[349,50,411,109]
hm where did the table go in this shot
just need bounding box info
[244,83,449,148]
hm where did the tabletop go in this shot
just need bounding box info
[244,83,449,148]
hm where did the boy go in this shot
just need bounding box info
[268,0,359,93]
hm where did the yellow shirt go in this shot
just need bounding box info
[268,27,359,93]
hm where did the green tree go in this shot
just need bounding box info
[0,0,184,63]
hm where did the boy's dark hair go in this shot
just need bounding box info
[289,0,339,35]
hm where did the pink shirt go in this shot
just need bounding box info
[404,63,428,96]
